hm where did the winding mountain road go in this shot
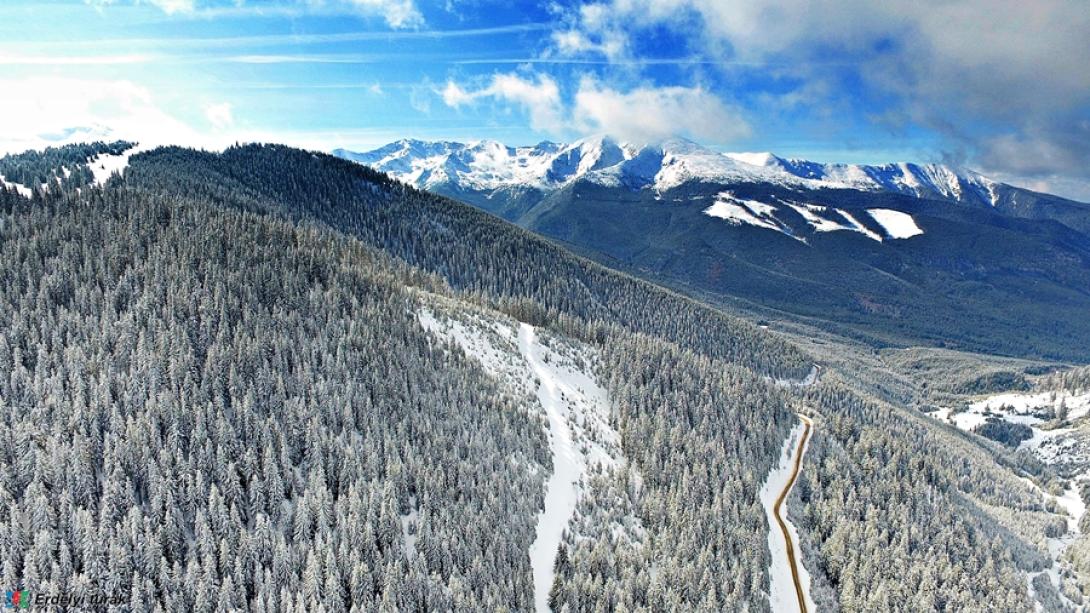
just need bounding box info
[773,415,814,613]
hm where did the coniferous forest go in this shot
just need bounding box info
[0,143,1082,611]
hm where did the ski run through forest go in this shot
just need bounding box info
[419,304,827,612]
[419,306,627,612]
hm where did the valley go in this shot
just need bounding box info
[339,138,1090,364]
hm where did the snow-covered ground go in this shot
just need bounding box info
[934,388,1090,440]
[400,496,419,560]
[866,208,924,239]
[933,389,1090,470]
[701,191,926,243]
[703,192,791,234]
[519,323,613,612]
[89,143,147,186]
[0,175,33,198]
[770,365,821,389]
[926,386,1090,607]
[1023,477,1087,611]
[785,203,884,241]
[418,305,622,612]
[759,417,817,613]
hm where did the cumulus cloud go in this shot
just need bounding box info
[573,78,749,143]
[341,0,423,28]
[552,0,1090,190]
[442,74,564,133]
[550,3,629,60]
[0,77,203,152]
[440,72,748,143]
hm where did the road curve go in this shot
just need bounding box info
[773,415,813,613]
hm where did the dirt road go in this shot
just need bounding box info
[773,414,813,613]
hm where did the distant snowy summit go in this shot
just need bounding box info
[334,136,1002,207]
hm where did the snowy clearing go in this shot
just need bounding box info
[702,191,926,244]
[418,307,530,392]
[417,305,622,612]
[770,365,820,389]
[866,208,924,239]
[90,143,146,187]
[785,203,882,241]
[924,386,1090,608]
[521,324,587,613]
[932,389,1090,468]
[400,496,419,560]
[760,416,817,613]
[703,192,784,232]
[0,175,33,198]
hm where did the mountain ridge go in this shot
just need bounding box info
[335,137,1090,362]
[335,136,1087,210]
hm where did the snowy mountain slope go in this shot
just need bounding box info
[5,141,1082,611]
[337,137,1011,206]
[0,140,137,195]
[338,137,1090,242]
[416,301,631,613]
[702,191,924,242]
[735,152,1004,207]
[333,137,1090,362]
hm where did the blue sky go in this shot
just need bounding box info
[1,0,1088,199]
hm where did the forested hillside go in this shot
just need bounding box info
[122,145,810,380]
[0,141,133,194]
[0,144,1081,611]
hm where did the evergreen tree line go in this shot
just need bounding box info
[1,188,550,610]
[121,145,811,381]
[0,141,131,193]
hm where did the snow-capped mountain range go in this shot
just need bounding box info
[335,136,1002,207]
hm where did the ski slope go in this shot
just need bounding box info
[418,305,621,612]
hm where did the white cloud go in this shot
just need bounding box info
[204,102,235,130]
[85,0,195,14]
[549,0,1090,191]
[442,74,564,133]
[346,0,422,28]
[572,78,750,143]
[0,77,204,153]
[550,2,631,60]
[305,0,423,28]
[146,0,195,13]
[440,81,476,107]
[441,72,748,143]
